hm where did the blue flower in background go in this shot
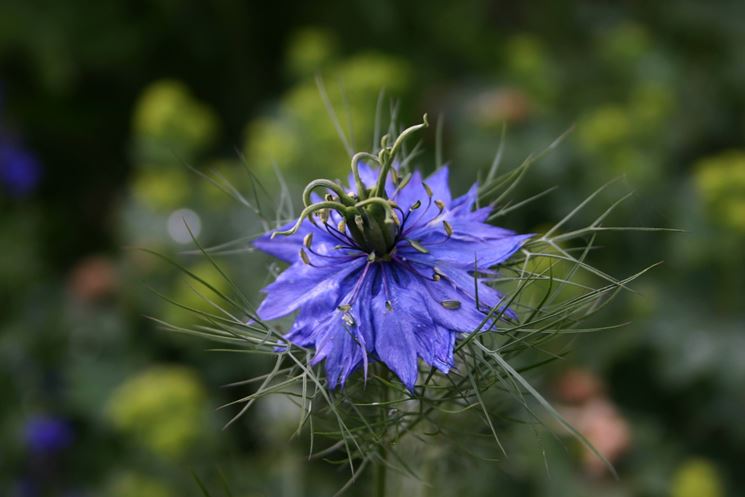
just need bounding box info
[24,416,73,456]
[0,138,42,197]
[255,163,531,390]
[0,84,42,197]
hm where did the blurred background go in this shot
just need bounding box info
[1,1,744,496]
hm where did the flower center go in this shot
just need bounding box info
[347,200,400,257]
[270,115,430,259]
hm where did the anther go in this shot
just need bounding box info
[434,199,445,212]
[397,173,412,191]
[337,220,346,232]
[440,300,461,310]
[432,273,441,281]
[423,182,433,197]
[407,239,429,254]
[385,300,393,311]
[443,220,453,237]
[299,248,311,265]
[338,304,351,312]
[303,233,313,248]
[410,200,421,211]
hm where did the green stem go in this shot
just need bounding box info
[375,450,387,497]
[375,367,390,497]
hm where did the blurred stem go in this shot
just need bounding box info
[375,367,390,497]
[375,449,387,497]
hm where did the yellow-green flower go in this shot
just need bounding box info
[577,105,632,155]
[165,260,230,327]
[131,167,190,211]
[106,366,208,459]
[133,79,218,161]
[107,472,174,497]
[694,150,745,232]
[671,458,723,497]
[244,53,410,180]
[285,28,337,78]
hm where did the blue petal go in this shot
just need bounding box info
[424,166,452,206]
[407,233,532,269]
[413,324,455,373]
[390,170,425,210]
[257,258,365,320]
[371,267,422,390]
[311,313,368,388]
[290,265,378,386]
[450,181,478,212]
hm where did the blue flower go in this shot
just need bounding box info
[254,164,531,391]
[0,138,41,197]
[23,415,73,456]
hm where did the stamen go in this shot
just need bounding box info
[299,248,311,265]
[338,304,351,312]
[337,219,346,232]
[440,300,461,310]
[407,239,429,254]
[432,273,441,281]
[434,199,445,212]
[303,233,313,248]
[394,173,412,193]
[322,220,358,248]
[423,182,433,197]
[410,200,421,211]
[443,220,453,237]
[385,300,393,311]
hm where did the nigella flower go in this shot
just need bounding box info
[23,415,73,456]
[0,135,42,197]
[254,117,531,390]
